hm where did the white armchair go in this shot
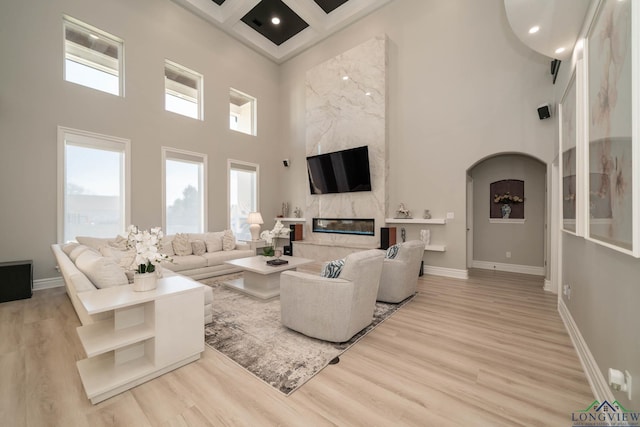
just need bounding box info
[377,240,424,303]
[280,249,384,343]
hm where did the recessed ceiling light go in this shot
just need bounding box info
[342,76,349,81]
[365,92,371,96]
[271,17,280,25]
[528,26,540,34]
[555,47,565,54]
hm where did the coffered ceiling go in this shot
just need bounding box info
[170,0,393,63]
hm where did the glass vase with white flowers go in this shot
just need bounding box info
[259,220,290,258]
[127,225,171,291]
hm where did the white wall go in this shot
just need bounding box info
[279,0,556,271]
[0,0,282,280]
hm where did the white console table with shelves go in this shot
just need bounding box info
[75,276,204,404]
[384,218,447,252]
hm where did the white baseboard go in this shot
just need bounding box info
[472,260,544,276]
[33,277,64,291]
[543,279,556,293]
[423,265,468,280]
[558,298,611,403]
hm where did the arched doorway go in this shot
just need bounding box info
[467,153,547,277]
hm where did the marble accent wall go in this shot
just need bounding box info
[305,35,387,247]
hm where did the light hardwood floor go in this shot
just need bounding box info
[0,268,593,426]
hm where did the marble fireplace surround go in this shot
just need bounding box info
[303,35,388,260]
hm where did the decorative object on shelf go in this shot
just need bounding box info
[281,202,289,218]
[127,225,171,292]
[395,203,411,219]
[423,209,431,219]
[490,180,525,220]
[260,220,291,257]
[493,192,522,219]
[501,203,512,219]
[246,212,264,241]
[420,229,431,245]
[294,206,302,218]
[493,192,523,204]
[401,227,406,242]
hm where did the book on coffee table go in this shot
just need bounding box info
[266,259,288,266]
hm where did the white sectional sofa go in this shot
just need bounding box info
[51,231,254,326]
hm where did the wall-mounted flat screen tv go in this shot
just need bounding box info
[307,146,372,194]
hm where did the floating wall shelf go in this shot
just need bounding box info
[275,218,306,222]
[385,218,446,224]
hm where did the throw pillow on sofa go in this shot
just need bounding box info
[75,250,128,289]
[321,259,345,278]
[222,229,235,251]
[191,240,206,256]
[205,231,224,252]
[385,244,400,259]
[160,237,175,257]
[76,236,114,251]
[62,242,79,256]
[69,245,94,262]
[100,245,136,270]
[172,233,192,256]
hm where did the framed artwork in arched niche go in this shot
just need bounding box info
[490,180,524,219]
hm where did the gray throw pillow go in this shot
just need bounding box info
[172,233,192,256]
[191,240,206,256]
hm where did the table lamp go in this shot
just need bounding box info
[247,212,264,241]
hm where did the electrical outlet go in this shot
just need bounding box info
[506,251,511,258]
[446,212,454,219]
[563,284,571,300]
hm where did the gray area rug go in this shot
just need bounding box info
[201,274,415,395]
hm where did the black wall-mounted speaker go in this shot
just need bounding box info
[537,104,551,120]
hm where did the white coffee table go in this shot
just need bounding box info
[223,255,314,299]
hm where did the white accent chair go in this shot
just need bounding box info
[280,249,385,343]
[377,240,424,303]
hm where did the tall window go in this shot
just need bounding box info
[229,88,256,135]
[58,127,130,243]
[163,148,207,234]
[228,160,258,241]
[165,60,203,120]
[63,16,123,96]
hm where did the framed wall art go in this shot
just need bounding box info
[586,0,638,256]
[560,71,577,233]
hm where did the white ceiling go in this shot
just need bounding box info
[504,0,591,61]
[171,0,592,64]
[171,0,393,64]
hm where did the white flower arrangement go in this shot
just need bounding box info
[259,220,291,256]
[127,225,171,274]
[493,192,524,204]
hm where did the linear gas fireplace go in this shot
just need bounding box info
[312,218,375,236]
